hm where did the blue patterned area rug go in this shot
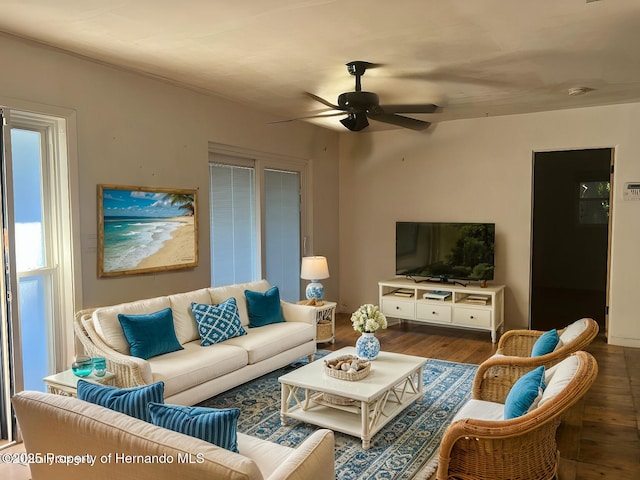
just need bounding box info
[199,353,478,480]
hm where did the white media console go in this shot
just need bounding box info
[378,278,505,343]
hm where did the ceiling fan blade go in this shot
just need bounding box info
[368,113,431,131]
[378,104,440,114]
[269,112,346,125]
[305,92,343,110]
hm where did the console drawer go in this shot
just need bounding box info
[382,298,415,318]
[453,307,491,328]
[416,303,452,323]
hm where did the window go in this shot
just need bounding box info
[579,180,610,225]
[2,109,76,392]
[208,146,308,302]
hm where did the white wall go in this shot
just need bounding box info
[339,103,640,347]
[0,33,340,310]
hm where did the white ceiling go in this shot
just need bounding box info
[2,0,640,131]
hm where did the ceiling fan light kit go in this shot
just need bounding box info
[306,61,440,132]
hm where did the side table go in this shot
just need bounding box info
[312,301,336,344]
[43,369,116,397]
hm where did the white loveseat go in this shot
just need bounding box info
[74,280,317,405]
[12,390,335,480]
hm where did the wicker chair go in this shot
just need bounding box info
[436,351,598,480]
[494,317,599,369]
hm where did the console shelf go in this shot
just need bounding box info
[379,278,505,343]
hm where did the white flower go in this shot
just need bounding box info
[351,304,387,333]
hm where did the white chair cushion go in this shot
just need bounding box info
[92,296,171,355]
[452,399,505,423]
[168,288,212,345]
[223,322,315,364]
[209,280,272,327]
[539,355,579,407]
[559,318,587,345]
[148,341,248,397]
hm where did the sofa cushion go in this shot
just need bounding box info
[531,329,559,357]
[209,280,271,327]
[77,380,164,423]
[92,296,171,355]
[238,431,296,479]
[148,341,248,398]
[504,366,546,419]
[223,321,315,364]
[118,308,184,359]
[168,288,212,345]
[539,354,580,407]
[245,286,285,328]
[191,298,247,346]
[148,403,241,452]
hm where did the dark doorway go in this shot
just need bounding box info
[531,148,611,333]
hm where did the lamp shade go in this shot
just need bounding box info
[300,256,330,280]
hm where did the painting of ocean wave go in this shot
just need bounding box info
[98,185,198,276]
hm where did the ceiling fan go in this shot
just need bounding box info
[306,61,440,131]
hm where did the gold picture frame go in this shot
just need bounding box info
[98,184,198,277]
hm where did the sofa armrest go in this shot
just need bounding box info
[266,429,335,480]
[280,301,316,325]
[74,310,153,387]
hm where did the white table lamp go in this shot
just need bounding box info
[301,256,330,300]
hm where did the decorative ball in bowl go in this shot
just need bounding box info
[71,355,93,377]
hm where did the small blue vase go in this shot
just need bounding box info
[356,332,380,360]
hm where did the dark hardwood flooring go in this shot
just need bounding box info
[323,313,640,480]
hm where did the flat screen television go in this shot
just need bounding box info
[396,222,495,283]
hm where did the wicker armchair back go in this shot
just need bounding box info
[495,317,599,369]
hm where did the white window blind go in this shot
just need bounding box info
[265,169,300,302]
[209,163,257,286]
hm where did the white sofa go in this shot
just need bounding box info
[74,280,317,405]
[12,390,335,480]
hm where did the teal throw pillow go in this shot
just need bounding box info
[190,298,247,346]
[148,403,241,452]
[504,366,546,419]
[77,380,164,423]
[531,329,559,357]
[118,308,183,359]
[245,286,284,328]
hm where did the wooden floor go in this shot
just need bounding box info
[325,313,640,479]
[2,314,638,480]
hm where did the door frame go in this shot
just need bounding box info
[530,147,614,336]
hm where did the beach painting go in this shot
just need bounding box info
[98,185,198,276]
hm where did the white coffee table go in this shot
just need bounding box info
[278,347,426,449]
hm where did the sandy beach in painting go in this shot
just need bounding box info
[136,216,196,269]
[102,215,196,272]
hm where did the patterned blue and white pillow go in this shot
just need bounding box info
[148,403,241,452]
[190,298,247,346]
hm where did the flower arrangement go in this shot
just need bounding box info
[351,304,387,333]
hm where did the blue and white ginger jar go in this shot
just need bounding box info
[356,332,380,360]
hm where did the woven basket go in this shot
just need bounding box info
[323,355,371,381]
[322,392,357,406]
[316,322,332,340]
